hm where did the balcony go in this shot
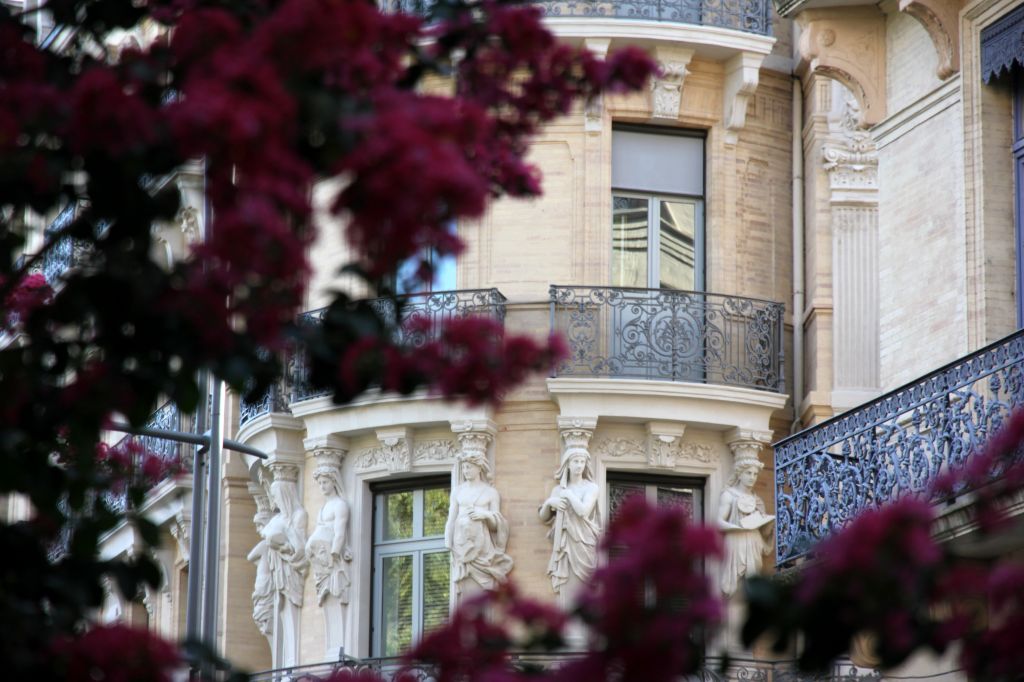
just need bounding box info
[380,0,772,35]
[239,289,509,427]
[550,286,785,393]
[774,330,1024,567]
[249,654,882,681]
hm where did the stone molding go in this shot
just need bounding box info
[723,51,765,144]
[796,7,887,126]
[899,0,962,80]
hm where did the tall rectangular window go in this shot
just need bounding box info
[611,128,705,291]
[371,480,451,657]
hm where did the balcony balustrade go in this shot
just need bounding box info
[380,0,772,35]
[250,655,882,682]
[549,285,785,393]
[239,289,509,426]
[775,330,1024,567]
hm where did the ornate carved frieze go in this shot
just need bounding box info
[377,428,412,473]
[413,439,458,464]
[797,7,887,127]
[592,437,646,461]
[590,436,716,467]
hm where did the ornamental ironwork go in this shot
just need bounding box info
[380,0,771,35]
[291,288,508,402]
[240,289,509,423]
[248,655,887,682]
[549,285,784,392]
[775,330,1024,567]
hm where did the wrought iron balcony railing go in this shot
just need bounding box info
[50,402,194,560]
[103,401,194,514]
[239,289,509,426]
[250,655,885,682]
[380,0,772,35]
[774,330,1024,567]
[549,285,785,392]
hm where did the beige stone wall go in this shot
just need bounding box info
[875,100,967,387]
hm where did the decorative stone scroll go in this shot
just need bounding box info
[650,52,692,121]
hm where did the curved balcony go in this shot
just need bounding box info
[381,0,772,35]
[775,330,1024,567]
[239,289,509,428]
[549,285,785,393]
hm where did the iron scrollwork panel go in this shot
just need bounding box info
[550,286,783,392]
[776,331,1024,566]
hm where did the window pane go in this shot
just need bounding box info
[659,200,696,291]
[383,491,414,541]
[612,195,649,288]
[608,482,645,521]
[656,486,696,521]
[381,554,413,656]
[422,487,450,537]
[421,550,451,634]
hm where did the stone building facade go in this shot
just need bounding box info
[12,0,1024,676]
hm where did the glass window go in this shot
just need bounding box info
[394,224,457,295]
[372,480,451,657]
[607,473,703,523]
[612,128,705,292]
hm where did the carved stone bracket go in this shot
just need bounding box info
[899,0,961,80]
[724,428,773,466]
[646,421,687,468]
[169,510,191,563]
[822,95,879,200]
[268,461,300,483]
[650,47,694,121]
[376,427,412,474]
[723,51,765,145]
[797,7,887,127]
[557,416,597,457]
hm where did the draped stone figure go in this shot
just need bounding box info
[718,452,775,596]
[247,504,275,651]
[444,447,513,598]
[259,469,307,668]
[305,451,352,660]
[539,441,600,608]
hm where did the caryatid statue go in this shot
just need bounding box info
[305,448,353,660]
[257,463,307,669]
[444,432,513,599]
[718,446,775,596]
[539,428,600,609]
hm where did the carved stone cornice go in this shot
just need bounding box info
[723,51,765,145]
[899,0,962,80]
[649,47,694,121]
[796,7,887,127]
